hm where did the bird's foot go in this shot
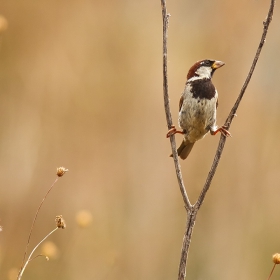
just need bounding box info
[210,125,231,137]
[166,125,184,138]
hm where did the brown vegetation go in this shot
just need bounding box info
[0,1,280,279]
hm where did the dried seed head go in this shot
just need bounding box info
[272,253,280,264]
[56,167,68,177]
[55,215,66,229]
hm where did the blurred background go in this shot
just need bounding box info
[0,0,280,279]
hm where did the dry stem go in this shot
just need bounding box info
[19,177,59,271]
[267,263,277,280]
[17,227,59,280]
[17,174,63,279]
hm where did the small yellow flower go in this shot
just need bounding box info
[76,210,93,228]
[272,253,280,264]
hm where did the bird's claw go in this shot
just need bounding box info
[166,125,184,138]
[220,126,231,137]
[211,126,231,137]
[166,125,176,138]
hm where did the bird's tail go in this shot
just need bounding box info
[170,140,195,160]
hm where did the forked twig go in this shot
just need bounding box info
[160,1,275,279]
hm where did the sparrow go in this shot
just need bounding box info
[167,59,231,160]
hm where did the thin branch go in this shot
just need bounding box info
[195,0,275,212]
[177,209,196,280]
[161,0,192,211]
[161,1,275,280]
[29,254,49,262]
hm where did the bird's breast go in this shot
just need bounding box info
[179,83,217,143]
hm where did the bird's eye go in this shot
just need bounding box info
[202,60,212,66]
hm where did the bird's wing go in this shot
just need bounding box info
[179,95,184,112]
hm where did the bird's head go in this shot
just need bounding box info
[187,59,225,81]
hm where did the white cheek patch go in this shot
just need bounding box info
[195,66,212,79]
[187,66,212,82]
